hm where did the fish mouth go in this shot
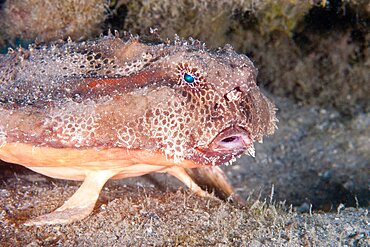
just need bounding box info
[195,126,255,166]
[209,126,252,154]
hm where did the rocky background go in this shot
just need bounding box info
[0,0,369,245]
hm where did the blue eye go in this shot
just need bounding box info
[184,73,195,83]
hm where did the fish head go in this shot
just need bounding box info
[129,41,277,165]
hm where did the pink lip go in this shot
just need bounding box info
[208,126,252,154]
[194,126,253,162]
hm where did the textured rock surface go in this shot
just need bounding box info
[0,0,108,42]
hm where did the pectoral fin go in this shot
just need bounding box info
[184,166,246,205]
[166,166,210,197]
[25,170,118,226]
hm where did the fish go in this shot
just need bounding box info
[0,32,277,225]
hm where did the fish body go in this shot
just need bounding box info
[0,34,276,225]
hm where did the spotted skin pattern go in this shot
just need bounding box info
[0,35,276,165]
[0,34,277,225]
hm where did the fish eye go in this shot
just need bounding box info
[176,63,206,88]
[183,73,195,84]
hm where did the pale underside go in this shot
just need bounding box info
[0,142,236,225]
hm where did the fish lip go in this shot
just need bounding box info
[209,125,252,153]
[194,125,254,165]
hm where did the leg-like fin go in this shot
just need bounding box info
[167,166,209,197]
[184,166,246,205]
[25,170,117,226]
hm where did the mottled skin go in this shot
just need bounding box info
[0,34,277,225]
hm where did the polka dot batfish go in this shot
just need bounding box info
[0,33,277,225]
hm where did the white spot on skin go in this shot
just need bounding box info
[116,126,137,148]
[0,126,6,147]
[226,89,242,102]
